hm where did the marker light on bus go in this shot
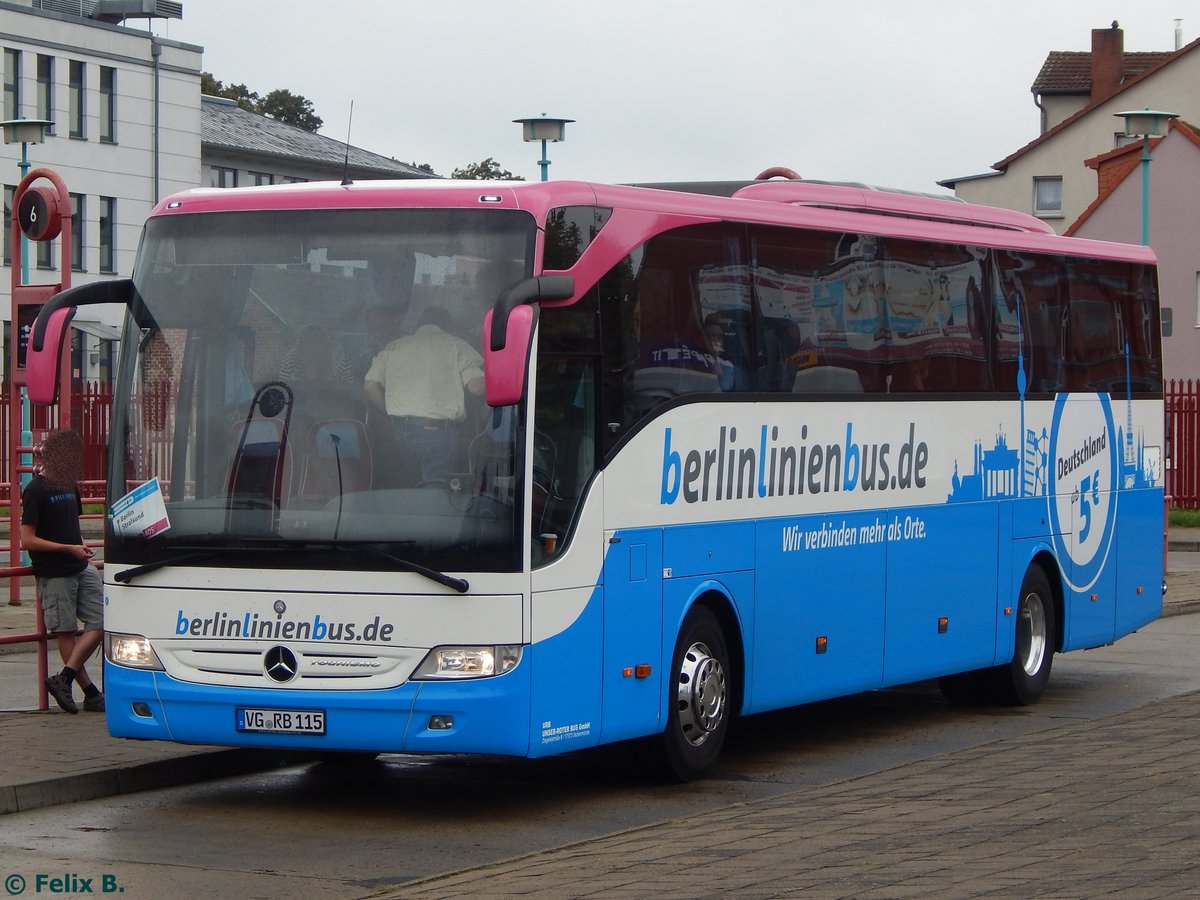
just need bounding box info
[412,645,522,679]
[106,632,164,670]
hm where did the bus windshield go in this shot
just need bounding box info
[109,207,536,574]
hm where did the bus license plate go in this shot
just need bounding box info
[236,708,325,735]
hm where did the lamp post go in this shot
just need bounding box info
[0,118,53,283]
[1,119,52,573]
[1114,108,1178,245]
[513,114,574,182]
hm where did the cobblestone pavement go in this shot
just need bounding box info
[389,689,1200,899]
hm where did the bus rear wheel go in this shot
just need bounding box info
[939,566,1056,706]
[991,565,1056,705]
[659,606,731,782]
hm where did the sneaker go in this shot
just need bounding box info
[82,693,106,713]
[45,673,78,714]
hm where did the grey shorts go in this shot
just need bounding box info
[38,567,103,633]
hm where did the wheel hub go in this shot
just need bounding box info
[676,641,727,747]
[1017,591,1048,677]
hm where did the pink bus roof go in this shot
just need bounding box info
[149,178,1157,266]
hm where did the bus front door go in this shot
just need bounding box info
[599,528,664,744]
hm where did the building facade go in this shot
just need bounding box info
[941,22,1200,381]
[1,0,202,380]
[942,24,1200,235]
[1067,121,1200,382]
[0,0,432,382]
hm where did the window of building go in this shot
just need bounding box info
[99,196,115,273]
[4,49,20,120]
[37,234,52,270]
[69,193,84,271]
[68,60,85,138]
[36,55,53,131]
[1033,177,1063,217]
[250,171,274,186]
[210,166,237,188]
[1193,272,1200,328]
[99,66,115,142]
[2,185,12,267]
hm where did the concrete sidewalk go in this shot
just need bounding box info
[1,541,1198,819]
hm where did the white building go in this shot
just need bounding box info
[941,24,1200,235]
[1,0,202,380]
[0,0,430,382]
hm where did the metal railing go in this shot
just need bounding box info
[1167,379,1200,509]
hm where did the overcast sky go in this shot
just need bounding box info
[148,1,1193,193]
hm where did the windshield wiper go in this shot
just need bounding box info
[112,545,277,583]
[113,551,217,583]
[360,546,470,594]
[112,542,470,594]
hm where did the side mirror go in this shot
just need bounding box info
[483,275,574,408]
[26,306,76,404]
[27,278,134,404]
[483,305,537,407]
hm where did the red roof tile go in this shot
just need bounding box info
[1032,50,1174,94]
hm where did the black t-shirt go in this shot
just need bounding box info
[20,475,86,578]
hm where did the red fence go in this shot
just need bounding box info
[1167,379,1200,509]
[0,381,112,501]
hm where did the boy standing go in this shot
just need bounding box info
[20,429,104,713]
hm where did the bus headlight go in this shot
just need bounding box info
[105,632,164,670]
[412,645,522,679]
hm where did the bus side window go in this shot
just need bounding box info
[599,225,743,445]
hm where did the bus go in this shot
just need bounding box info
[27,176,1164,780]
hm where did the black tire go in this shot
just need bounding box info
[939,565,1056,707]
[659,606,732,782]
[986,565,1056,705]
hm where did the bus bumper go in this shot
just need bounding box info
[103,663,532,757]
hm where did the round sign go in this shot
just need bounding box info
[17,186,64,242]
[1047,392,1119,592]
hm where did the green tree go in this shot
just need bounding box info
[201,74,323,133]
[201,72,260,112]
[452,158,523,181]
[408,162,437,175]
[257,89,323,133]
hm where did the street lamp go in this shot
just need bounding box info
[513,114,574,182]
[0,118,53,284]
[1114,108,1178,245]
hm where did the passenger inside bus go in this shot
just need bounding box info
[363,306,485,484]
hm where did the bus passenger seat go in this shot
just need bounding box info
[792,366,864,393]
[297,419,373,498]
[227,418,291,505]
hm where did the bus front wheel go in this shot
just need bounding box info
[659,606,731,782]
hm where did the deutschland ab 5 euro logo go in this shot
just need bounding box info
[1048,393,1118,593]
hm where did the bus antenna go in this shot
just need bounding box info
[341,101,355,186]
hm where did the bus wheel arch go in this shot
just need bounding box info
[1028,551,1065,654]
[659,592,743,782]
[695,592,745,715]
[940,553,1062,707]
